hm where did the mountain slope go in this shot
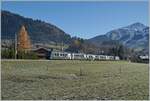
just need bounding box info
[89,22,149,53]
[2,10,72,45]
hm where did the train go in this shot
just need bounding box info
[50,51,120,60]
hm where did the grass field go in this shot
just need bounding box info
[1,60,149,100]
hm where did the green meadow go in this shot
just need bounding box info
[1,60,149,100]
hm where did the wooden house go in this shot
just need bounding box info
[32,48,53,59]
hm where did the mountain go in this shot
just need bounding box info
[89,22,149,53]
[2,10,149,54]
[1,10,72,45]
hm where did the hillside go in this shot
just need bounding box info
[89,23,149,53]
[1,10,72,45]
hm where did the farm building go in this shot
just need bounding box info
[32,48,53,59]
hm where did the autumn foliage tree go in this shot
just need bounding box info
[16,25,37,59]
[17,25,31,51]
[1,25,37,59]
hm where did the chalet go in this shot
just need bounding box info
[32,48,53,59]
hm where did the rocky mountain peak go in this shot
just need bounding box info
[89,22,149,54]
[123,22,147,31]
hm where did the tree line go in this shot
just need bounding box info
[1,36,147,63]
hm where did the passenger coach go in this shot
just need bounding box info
[50,51,120,61]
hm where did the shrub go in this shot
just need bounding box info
[1,48,15,59]
[2,48,38,59]
[17,51,38,59]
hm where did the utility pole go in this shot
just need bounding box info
[61,41,64,52]
[15,33,17,59]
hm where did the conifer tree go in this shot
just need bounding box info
[17,25,31,51]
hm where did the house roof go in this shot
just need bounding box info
[32,47,53,52]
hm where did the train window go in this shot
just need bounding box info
[57,53,59,56]
[55,53,57,56]
[54,53,57,56]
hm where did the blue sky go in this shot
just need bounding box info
[2,1,149,39]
